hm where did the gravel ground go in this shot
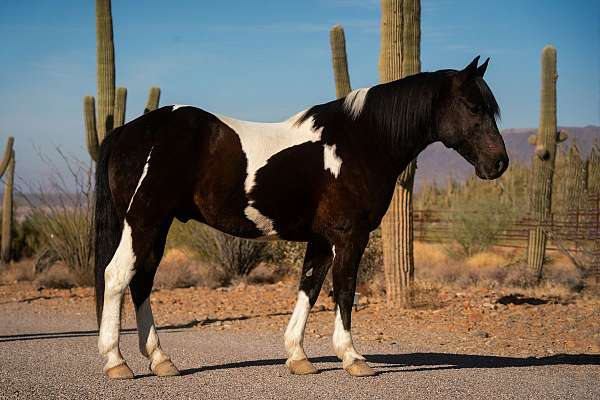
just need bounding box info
[1,300,599,400]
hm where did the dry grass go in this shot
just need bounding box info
[414,242,582,293]
[36,264,76,289]
[154,249,227,289]
[0,260,36,285]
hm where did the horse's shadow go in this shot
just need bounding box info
[180,352,600,376]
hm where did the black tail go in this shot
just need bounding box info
[94,129,123,327]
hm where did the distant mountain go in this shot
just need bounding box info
[415,125,600,189]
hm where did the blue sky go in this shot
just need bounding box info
[0,0,598,185]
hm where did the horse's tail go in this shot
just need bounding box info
[94,129,123,328]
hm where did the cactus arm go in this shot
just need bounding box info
[0,136,14,178]
[84,96,100,162]
[113,87,127,128]
[144,87,161,114]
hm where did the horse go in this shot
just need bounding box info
[94,56,508,379]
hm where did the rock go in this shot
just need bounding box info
[472,330,490,338]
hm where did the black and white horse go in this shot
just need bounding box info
[94,56,508,379]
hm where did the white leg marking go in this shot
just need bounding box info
[285,291,312,362]
[332,306,364,368]
[343,88,369,119]
[127,147,154,213]
[323,143,342,178]
[136,298,171,370]
[172,104,192,111]
[98,221,137,371]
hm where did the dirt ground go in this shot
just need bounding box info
[1,277,599,358]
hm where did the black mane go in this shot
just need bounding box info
[297,69,500,153]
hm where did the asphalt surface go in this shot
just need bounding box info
[1,301,599,400]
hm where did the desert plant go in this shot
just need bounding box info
[527,45,567,283]
[84,0,161,161]
[379,0,421,306]
[445,196,515,258]
[21,150,94,285]
[587,140,600,195]
[1,148,15,263]
[167,220,268,284]
[329,25,352,99]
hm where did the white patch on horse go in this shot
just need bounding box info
[285,291,312,362]
[98,221,137,371]
[332,245,336,260]
[136,298,170,370]
[172,104,192,111]
[343,88,369,119]
[127,147,154,213]
[332,305,365,368]
[323,144,342,178]
[217,113,322,235]
[244,201,277,236]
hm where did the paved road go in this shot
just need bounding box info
[0,302,599,400]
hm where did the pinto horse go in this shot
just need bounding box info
[94,56,508,379]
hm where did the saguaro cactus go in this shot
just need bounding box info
[329,25,352,99]
[1,150,14,264]
[587,141,600,195]
[527,45,566,283]
[565,141,586,210]
[379,0,420,306]
[0,136,14,264]
[84,0,161,161]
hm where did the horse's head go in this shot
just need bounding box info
[435,57,508,180]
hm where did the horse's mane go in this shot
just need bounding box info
[296,69,500,153]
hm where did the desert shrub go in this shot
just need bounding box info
[267,240,306,272]
[11,215,44,260]
[444,195,516,258]
[155,250,226,289]
[167,220,268,284]
[21,150,94,286]
[0,260,36,284]
[37,264,76,289]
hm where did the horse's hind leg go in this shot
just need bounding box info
[98,221,137,379]
[129,225,180,377]
[285,237,332,375]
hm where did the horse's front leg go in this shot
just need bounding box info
[331,231,376,377]
[285,237,333,375]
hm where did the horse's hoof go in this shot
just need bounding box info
[152,360,180,377]
[344,360,376,377]
[286,358,318,375]
[105,363,135,380]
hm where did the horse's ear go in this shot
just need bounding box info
[455,56,480,85]
[464,56,480,73]
[476,57,490,77]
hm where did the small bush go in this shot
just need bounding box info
[37,264,76,289]
[444,196,516,258]
[21,151,94,286]
[167,220,268,284]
